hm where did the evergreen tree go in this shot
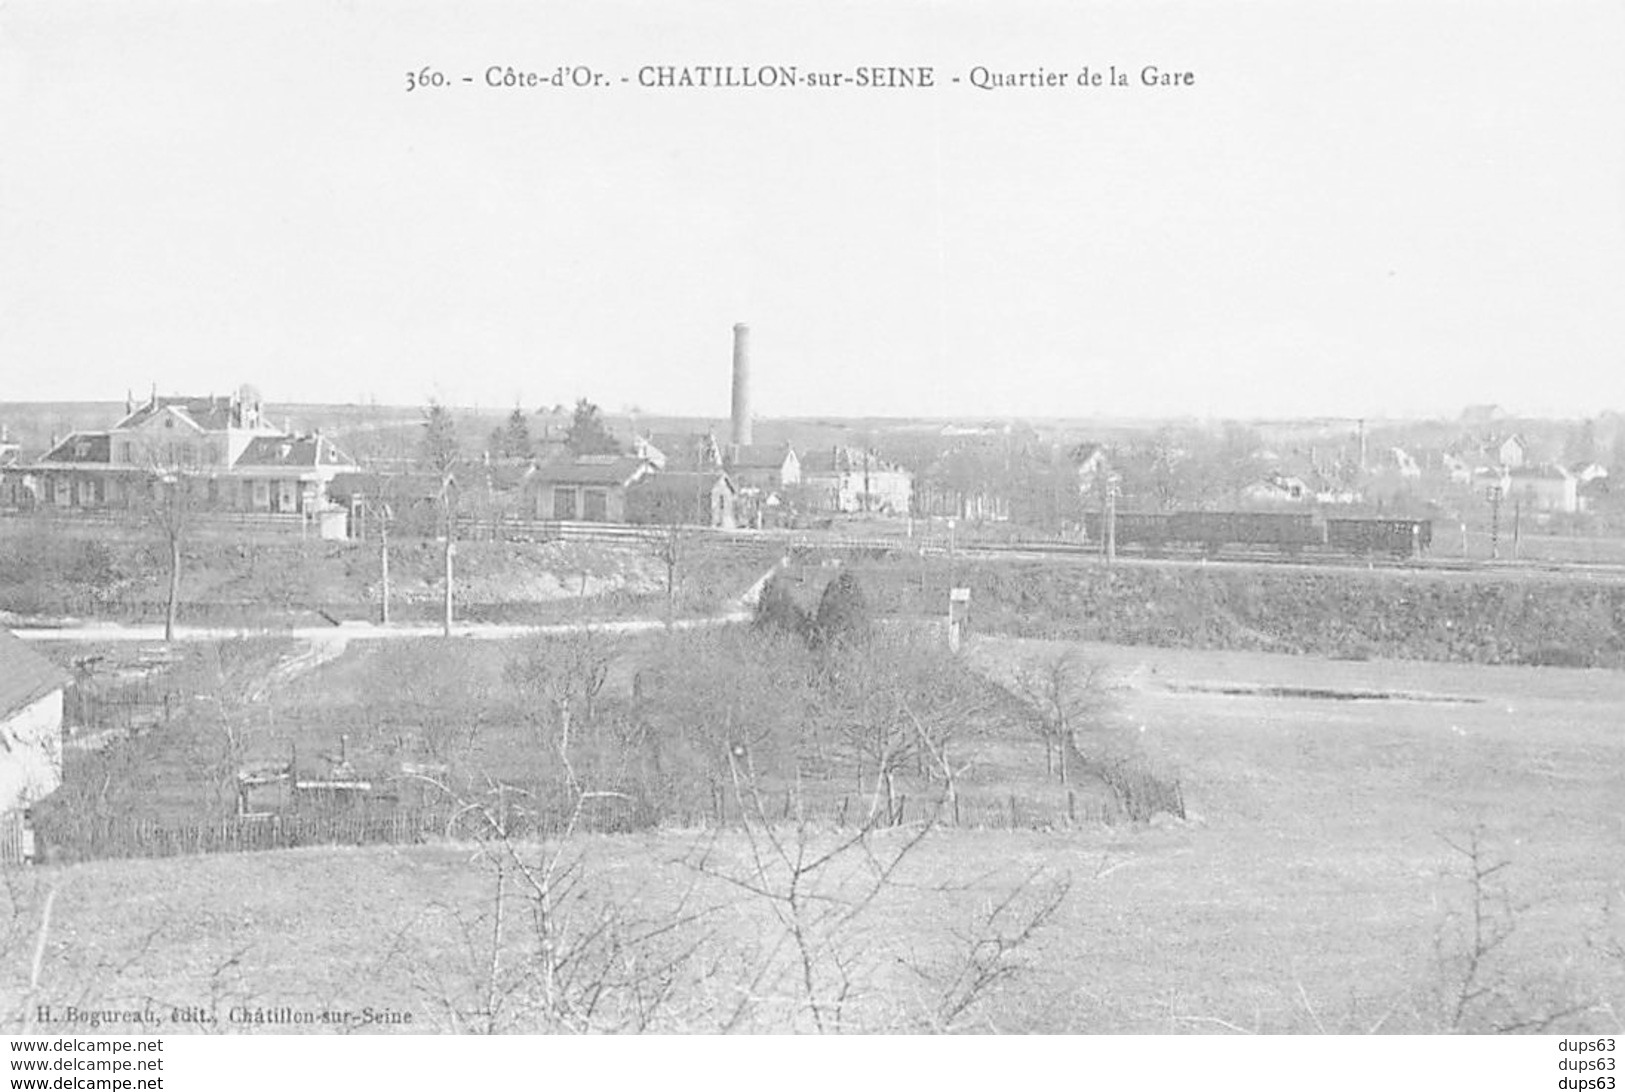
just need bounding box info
[422,400,460,476]
[810,571,871,649]
[753,572,807,637]
[564,398,621,456]
[499,406,532,460]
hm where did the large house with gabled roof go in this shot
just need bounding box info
[0,388,357,525]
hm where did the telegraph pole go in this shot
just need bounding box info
[380,505,392,625]
[1104,474,1119,564]
[1488,485,1502,561]
[441,472,456,638]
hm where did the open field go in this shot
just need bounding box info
[5,637,1621,1033]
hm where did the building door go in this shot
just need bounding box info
[582,489,608,522]
[277,481,297,513]
[553,487,577,520]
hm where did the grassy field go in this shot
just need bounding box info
[5,637,1621,1033]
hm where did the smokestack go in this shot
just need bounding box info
[730,322,752,447]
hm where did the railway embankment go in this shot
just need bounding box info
[831,557,1625,668]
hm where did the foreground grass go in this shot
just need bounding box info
[5,640,1622,1033]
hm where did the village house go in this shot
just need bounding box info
[0,389,357,532]
[1497,434,1529,470]
[1387,447,1422,478]
[724,443,800,494]
[0,632,69,862]
[1507,464,1578,514]
[719,443,800,528]
[1471,464,1512,497]
[1442,452,1474,485]
[626,470,738,528]
[798,447,914,515]
[1572,462,1610,486]
[635,432,724,472]
[1241,472,1311,505]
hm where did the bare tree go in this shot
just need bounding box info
[1011,650,1110,785]
[422,401,460,637]
[141,470,196,643]
[1430,828,1593,1033]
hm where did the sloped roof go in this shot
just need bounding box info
[532,455,650,486]
[644,432,721,469]
[116,395,242,432]
[0,632,68,721]
[234,435,355,469]
[627,470,734,497]
[1508,464,1574,481]
[726,444,794,470]
[40,432,112,464]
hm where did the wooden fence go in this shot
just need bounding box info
[32,781,1183,864]
[0,810,26,865]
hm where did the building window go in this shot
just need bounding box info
[53,479,71,507]
[252,479,271,510]
[553,487,577,520]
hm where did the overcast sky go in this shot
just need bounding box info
[2,1,1621,422]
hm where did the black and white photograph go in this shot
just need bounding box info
[1,0,1622,1076]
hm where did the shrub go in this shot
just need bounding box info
[752,572,806,638]
[810,571,871,650]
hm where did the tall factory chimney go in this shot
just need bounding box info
[730,322,753,447]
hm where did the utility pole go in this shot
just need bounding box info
[379,503,392,625]
[443,528,454,637]
[1488,485,1502,561]
[1104,474,1119,564]
[1512,499,1521,560]
[441,472,456,638]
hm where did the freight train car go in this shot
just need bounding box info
[1167,511,1322,554]
[1083,510,1433,559]
[1324,517,1433,557]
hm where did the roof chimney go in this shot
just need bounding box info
[730,323,753,447]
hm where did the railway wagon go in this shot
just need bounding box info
[1083,511,1174,550]
[1324,517,1433,557]
[1168,510,1322,553]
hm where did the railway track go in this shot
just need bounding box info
[929,538,1625,581]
